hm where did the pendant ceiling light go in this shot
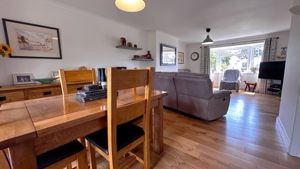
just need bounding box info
[115,0,145,12]
[290,5,300,16]
[202,28,214,45]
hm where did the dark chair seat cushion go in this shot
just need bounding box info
[37,140,84,169]
[85,123,144,154]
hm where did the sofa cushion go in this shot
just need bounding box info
[174,77,213,99]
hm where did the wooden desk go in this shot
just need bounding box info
[0,89,167,169]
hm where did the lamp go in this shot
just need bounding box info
[290,5,300,16]
[115,0,145,12]
[202,28,214,45]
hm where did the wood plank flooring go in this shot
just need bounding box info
[3,92,298,169]
[126,92,300,169]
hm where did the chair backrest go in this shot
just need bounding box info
[59,68,97,95]
[174,77,213,99]
[106,67,154,158]
[223,69,240,82]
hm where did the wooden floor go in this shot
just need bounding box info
[120,92,300,169]
[3,92,299,169]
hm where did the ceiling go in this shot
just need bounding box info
[54,0,293,43]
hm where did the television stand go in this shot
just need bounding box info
[267,84,282,95]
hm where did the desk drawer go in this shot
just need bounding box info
[27,87,62,99]
[0,91,25,104]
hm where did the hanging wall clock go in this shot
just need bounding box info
[191,52,199,61]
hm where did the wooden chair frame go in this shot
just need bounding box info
[87,67,154,169]
[43,149,87,169]
[1,147,87,169]
[0,150,10,169]
[59,68,97,95]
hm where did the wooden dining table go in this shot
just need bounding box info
[0,89,167,169]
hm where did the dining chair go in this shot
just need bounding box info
[59,68,97,166]
[0,150,10,169]
[85,67,154,169]
[2,141,87,169]
[59,68,97,95]
[36,141,87,169]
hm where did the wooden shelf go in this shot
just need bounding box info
[131,58,154,61]
[116,45,142,51]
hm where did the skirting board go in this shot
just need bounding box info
[276,117,290,151]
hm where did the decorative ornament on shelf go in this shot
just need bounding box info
[132,51,153,61]
[0,43,12,58]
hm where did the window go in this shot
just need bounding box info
[210,42,264,74]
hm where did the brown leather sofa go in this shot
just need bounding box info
[155,72,232,121]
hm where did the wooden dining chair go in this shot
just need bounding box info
[2,143,88,169]
[36,140,87,169]
[59,68,97,95]
[85,67,154,169]
[0,150,10,169]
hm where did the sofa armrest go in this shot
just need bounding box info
[212,90,232,99]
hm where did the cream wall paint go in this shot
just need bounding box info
[0,0,148,86]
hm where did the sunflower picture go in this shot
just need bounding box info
[0,43,12,58]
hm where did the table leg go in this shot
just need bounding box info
[8,140,37,169]
[151,98,164,154]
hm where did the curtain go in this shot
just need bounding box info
[200,46,210,74]
[256,37,278,93]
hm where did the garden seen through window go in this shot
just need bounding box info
[210,42,264,74]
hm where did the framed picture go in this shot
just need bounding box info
[2,18,62,59]
[178,52,184,64]
[160,43,176,66]
[13,73,35,85]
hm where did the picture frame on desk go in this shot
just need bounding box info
[2,18,62,59]
[13,73,35,85]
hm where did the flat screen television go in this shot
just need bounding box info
[258,61,286,80]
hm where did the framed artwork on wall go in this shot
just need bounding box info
[178,52,184,64]
[12,73,35,85]
[2,18,62,59]
[160,43,176,66]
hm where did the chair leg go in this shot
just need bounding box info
[66,164,72,169]
[109,159,118,169]
[79,137,86,147]
[87,142,97,169]
[143,142,150,169]
[77,150,88,169]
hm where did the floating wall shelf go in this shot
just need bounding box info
[131,58,154,61]
[116,45,142,51]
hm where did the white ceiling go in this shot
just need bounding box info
[54,0,293,43]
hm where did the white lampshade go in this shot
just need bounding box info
[115,0,145,12]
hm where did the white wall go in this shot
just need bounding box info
[155,31,179,72]
[178,41,187,70]
[278,0,300,157]
[146,30,179,72]
[185,30,290,74]
[185,44,202,73]
[0,0,148,86]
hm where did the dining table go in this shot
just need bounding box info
[0,89,167,169]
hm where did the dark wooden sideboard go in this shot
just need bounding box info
[0,83,87,104]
